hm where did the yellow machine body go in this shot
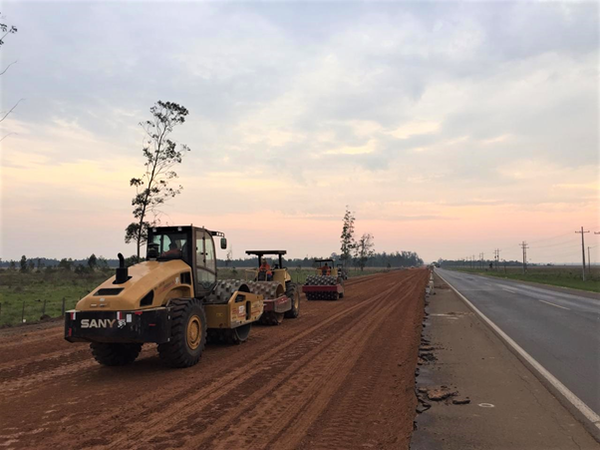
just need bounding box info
[75,260,193,312]
[205,292,263,329]
[75,260,263,331]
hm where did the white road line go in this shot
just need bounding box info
[502,287,518,293]
[436,271,600,441]
[539,299,571,310]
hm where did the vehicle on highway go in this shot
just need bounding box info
[64,225,264,368]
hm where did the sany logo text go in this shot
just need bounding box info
[80,319,116,329]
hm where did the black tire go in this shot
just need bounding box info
[158,298,207,368]
[260,311,284,325]
[285,282,300,319]
[207,324,251,345]
[90,342,142,366]
[230,323,252,344]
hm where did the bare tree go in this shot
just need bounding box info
[0,14,22,130]
[354,233,375,271]
[125,101,190,258]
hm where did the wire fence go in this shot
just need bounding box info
[0,297,81,327]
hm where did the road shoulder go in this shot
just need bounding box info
[411,274,599,450]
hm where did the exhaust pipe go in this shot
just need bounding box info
[114,253,130,284]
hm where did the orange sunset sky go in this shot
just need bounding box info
[1,2,598,264]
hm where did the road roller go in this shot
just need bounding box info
[303,258,345,300]
[244,250,301,325]
[64,225,263,368]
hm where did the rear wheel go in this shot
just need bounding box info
[230,323,251,344]
[260,311,284,325]
[284,282,300,319]
[90,342,142,366]
[158,298,207,368]
[208,323,252,345]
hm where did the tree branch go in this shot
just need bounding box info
[0,60,17,76]
[0,98,24,123]
[0,132,16,142]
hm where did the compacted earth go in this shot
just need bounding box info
[0,269,429,449]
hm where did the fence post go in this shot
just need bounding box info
[21,300,25,323]
[61,297,66,316]
[0,302,2,318]
[42,299,47,316]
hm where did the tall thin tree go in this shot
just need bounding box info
[125,101,190,258]
[340,207,356,268]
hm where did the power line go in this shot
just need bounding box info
[527,231,576,245]
[531,239,577,250]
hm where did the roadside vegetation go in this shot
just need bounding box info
[0,267,114,327]
[0,265,398,327]
[450,266,600,293]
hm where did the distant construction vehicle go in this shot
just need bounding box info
[65,225,263,368]
[337,263,349,280]
[244,250,301,325]
[302,258,345,300]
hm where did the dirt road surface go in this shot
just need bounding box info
[0,269,428,450]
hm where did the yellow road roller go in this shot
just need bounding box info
[65,225,263,368]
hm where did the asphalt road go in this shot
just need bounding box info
[437,268,600,417]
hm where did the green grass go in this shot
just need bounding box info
[449,266,600,293]
[0,269,115,327]
[0,266,389,327]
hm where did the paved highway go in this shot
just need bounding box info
[436,268,600,417]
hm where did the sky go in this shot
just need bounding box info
[0,1,598,264]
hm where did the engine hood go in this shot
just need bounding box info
[76,260,192,311]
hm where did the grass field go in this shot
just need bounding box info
[0,266,389,327]
[0,269,115,327]
[449,266,600,293]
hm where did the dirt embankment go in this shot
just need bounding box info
[0,269,429,449]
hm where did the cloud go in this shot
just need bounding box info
[0,1,597,262]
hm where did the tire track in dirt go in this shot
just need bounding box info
[129,278,412,449]
[0,270,427,450]
[199,279,423,450]
[294,277,426,449]
[106,274,417,449]
[0,272,409,448]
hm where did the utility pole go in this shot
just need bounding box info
[520,241,528,274]
[575,227,589,281]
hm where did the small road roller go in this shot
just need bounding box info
[65,225,263,368]
[244,250,301,325]
[302,258,345,300]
